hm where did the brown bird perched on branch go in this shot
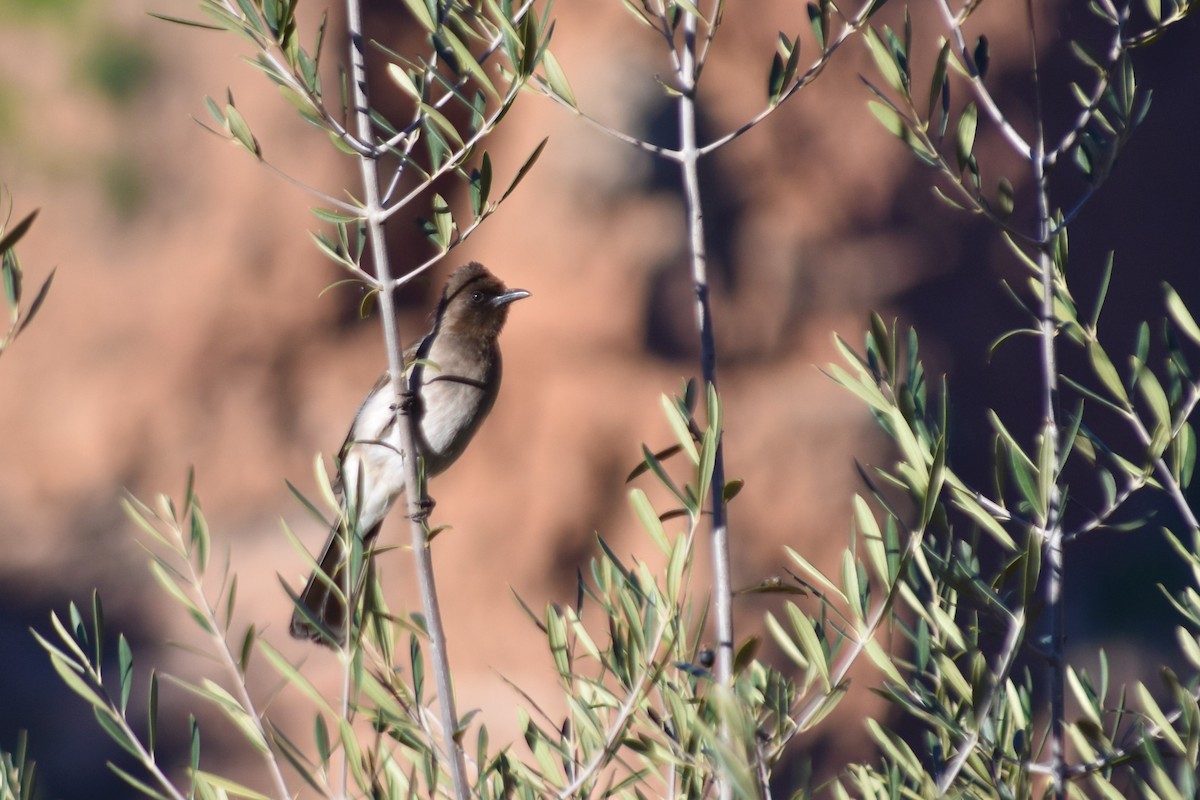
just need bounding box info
[290,262,529,646]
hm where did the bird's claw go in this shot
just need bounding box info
[408,496,435,522]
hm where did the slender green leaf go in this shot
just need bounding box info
[955,102,978,172]
[1166,284,1200,345]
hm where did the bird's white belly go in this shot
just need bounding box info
[418,378,482,464]
[340,438,406,532]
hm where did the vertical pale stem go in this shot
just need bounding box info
[677,11,734,800]
[344,1,470,797]
[678,9,732,688]
[1025,1,1065,795]
[1037,151,1067,800]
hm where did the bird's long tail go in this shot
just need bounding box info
[289,521,381,647]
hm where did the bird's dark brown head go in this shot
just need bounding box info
[437,262,530,339]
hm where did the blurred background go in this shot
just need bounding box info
[1,0,1199,796]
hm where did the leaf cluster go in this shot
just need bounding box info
[0,189,54,358]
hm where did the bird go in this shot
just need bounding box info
[290,262,529,646]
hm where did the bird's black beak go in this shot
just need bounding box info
[491,289,531,307]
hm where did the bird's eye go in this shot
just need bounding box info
[470,291,485,304]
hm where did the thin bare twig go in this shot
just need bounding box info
[935,608,1027,795]
[343,0,470,797]
[1043,4,1126,169]
[376,81,523,223]
[1021,1,1068,794]
[212,0,375,157]
[183,554,292,800]
[554,617,672,799]
[698,1,874,157]
[933,0,1033,159]
[675,8,732,693]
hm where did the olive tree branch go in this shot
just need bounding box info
[933,0,1032,158]
[343,0,470,797]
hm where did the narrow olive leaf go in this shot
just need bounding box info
[864,27,904,93]
[118,635,134,715]
[732,636,761,675]
[807,4,825,49]
[863,637,904,684]
[768,49,788,104]
[1135,682,1185,754]
[1089,774,1130,800]
[518,11,540,78]
[224,104,262,158]
[1068,667,1102,728]
[826,361,889,413]
[799,683,847,731]
[0,209,38,255]
[91,591,106,669]
[386,63,420,100]
[996,178,1014,219]
[1177,423,1197,488]
[626,443,683,482]
[239,625,255,674]
[661,393,700,464]
[932,185,967,211]
[955,101,978,172]
[257,640,337,715]
[785,546,848,604]
[951,488,1017,550]
[1087,340,1129,405]
[1177,627,1200,670]
[189,505,210,572]
[471,153,493,218]
[147,669,159,755]
[841,550,863,621]
[698,424,719,505]
[500,137,548,202]
[778,34,802,101]
[432,193,453,250]
[400,0,435,31]
[545,605,570,683]
[421,103,465,149]
[107,762,172,800]
[629,488,669,554]
[672,0,709,24]
[45,651,107,710]
[1165,284,1200,345]
[787,604,830,690]
[92,709,142,760]
[868,100,906,138]
[1036,429,1056,522]
[765,612,809,668]
[927,41,950,123]
[439,26,498,100]
[194,771,274,800]
[148,11,223,29]
[542,49,576,108]
[855,495,888,582]
[638,445,689,508]
[148,560,199,616]
[1,252,18,312]
[973,35,990,80]
[920,435,946,529]
[867,718,922,774]
[1138,368,1171,433]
